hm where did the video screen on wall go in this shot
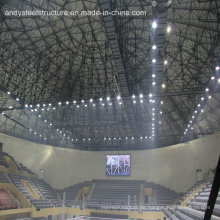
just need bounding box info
[106,155,130,176]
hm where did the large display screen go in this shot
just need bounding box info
[106,155,130,176]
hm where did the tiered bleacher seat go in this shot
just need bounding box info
[31,178,61,207]
[63,183,84,207]
[89,180,143,206]
[155,187,177,204]
[163,209,178,220]
[15,161,23,173]
[0,189,18,210]
[30,199,53,210]
[0,172,9,183]
[188,179,220,217]
[0,152,16,164]
[163,178,220,220]
[176,181,203,205]
[0,152,9,168]
[63,181,92,207]
[9,174,54,209]
[9,174,32,199]
[27,178,42,197]
[165,207,220,220]
[144,182,178,205]
[19,163,35,175]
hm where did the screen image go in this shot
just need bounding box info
[106,155,130,176]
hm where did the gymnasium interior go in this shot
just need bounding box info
[0,0,220,220]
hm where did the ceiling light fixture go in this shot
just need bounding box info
[152,21,157,29]
[167,26,171,33]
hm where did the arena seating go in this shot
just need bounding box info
[9,174,33,199]
[63,180,179,209]
[176,183,202,205]
[163,178,220,220]
[88,180,143,205]
[30,199,53,210]
[1,152,16,164]
[9,174,55,209]
[155,188,177,205]
[19,163,35,175]
[1,150,220,219]
[0,151,62,209]
[0,189,18,210]
[31,178,62,207]
[0,172,9,182]
[0,152,34,175]
[63,181,92,207]
[164,207,220,220]
[0,152,9,168]
[144,182,178,205]
[188,178,220,217]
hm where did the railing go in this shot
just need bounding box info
[204,156,220,220]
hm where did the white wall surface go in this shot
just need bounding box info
[0,132,219,192]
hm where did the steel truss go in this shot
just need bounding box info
[0,0,220,150]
